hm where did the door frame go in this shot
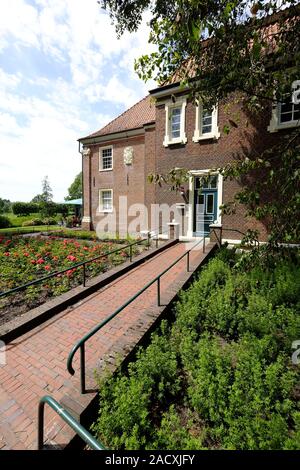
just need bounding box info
[187,170,223,238]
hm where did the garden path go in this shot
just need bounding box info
[0,240,215,450]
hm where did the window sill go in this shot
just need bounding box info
[267,121,300,133]
[99,168,113,172]
[163,136,187,147]
[193,131,220,142]
[99,209,113,213]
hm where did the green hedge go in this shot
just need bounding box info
[92,248,300,450]
[0,215,12,229]
[12,202,39,216]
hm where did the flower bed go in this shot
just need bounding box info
[0,235,142,325]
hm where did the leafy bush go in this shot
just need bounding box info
[91,249,300,450]
[92,326,181,449]
[12,202,39,216]
[22,218,44,227]
[42,218,57,225]
[0,215,12,228]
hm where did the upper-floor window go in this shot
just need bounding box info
[99,189,113,212]
[163,97,187,147]
[193,102,220,142]
[99,146,113,171]
[279,98,300,124]
[268,86,300,132]
[170,107,181,139]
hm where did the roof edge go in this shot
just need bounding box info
[78,122,155,145]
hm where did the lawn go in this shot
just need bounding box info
[92,247,300,450]
[0,235,143,325]
[3,212,44,227]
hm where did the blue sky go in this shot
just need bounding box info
[0,0,155,202]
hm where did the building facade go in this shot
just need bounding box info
[79,82,299,243]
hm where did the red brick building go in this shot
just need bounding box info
[79,81,299,243]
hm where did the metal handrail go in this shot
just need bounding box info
[38,395,106,450]
[212,226,260,247]
[67,236,206,393]
[0,236,151,299]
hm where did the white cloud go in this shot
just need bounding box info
[0,0,156,201]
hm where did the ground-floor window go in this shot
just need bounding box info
[99,189,113,212]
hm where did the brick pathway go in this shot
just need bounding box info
[0,241,214,450]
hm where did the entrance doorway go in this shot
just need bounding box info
[193,175,218,235]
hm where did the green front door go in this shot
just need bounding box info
[193,175,218,236]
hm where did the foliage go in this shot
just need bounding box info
[12,202,39,216]
[22,218,57,227]
[101,1,299,106]
[41,175,53,203]
[65,172,82,200]
[31,176,53,207]
[0,215,12,229]
[92,249,300,449]
[0,198,11,214]
[101,1,300,245]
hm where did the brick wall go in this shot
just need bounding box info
[83,91,288,242]
[83,135,147,236]
[153,93,280,241]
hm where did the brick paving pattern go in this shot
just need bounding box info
[0,241,214,450]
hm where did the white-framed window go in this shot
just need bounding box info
[99,146,113,171]
[268,92,300,133]
[193,101,220,141]
[163,97,187,147]
[99,189,113,213]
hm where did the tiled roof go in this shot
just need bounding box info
[81,95,155,140]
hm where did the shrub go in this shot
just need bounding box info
[92,325,181,450]
[91,249,300,450]
[39,202,66,217]
[42,218,57,225]
[12,202,39,216]
[0,215,12,228]
[187,333,297,449]
[22,218,44,227]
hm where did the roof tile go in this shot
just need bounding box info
[81,95,155,140]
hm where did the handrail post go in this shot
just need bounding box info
[203,235,206,253]
[80,344,86,394]
[157,277,161,306]
[129,244,132,262]
[156,237,158,249]
[38,400,45,450]
[187,251,190,272]
[83,263,86,287]
[147,232,151,249]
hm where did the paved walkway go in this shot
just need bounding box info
[0,241,215,450]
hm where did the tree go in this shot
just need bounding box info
[31,176,53,204]
[100,1,300,245]
[0,198,11,214]
[31,194,45,204]
[41,175,53,203]
[65,172,82,200]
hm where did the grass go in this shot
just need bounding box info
[0,226,61,235]
[3,212,43,227]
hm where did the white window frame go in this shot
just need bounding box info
[99,189,113,213]
[163,97,187,147]
[193,101,220,141]
[268,96,300,133]
[99,146,113,171]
